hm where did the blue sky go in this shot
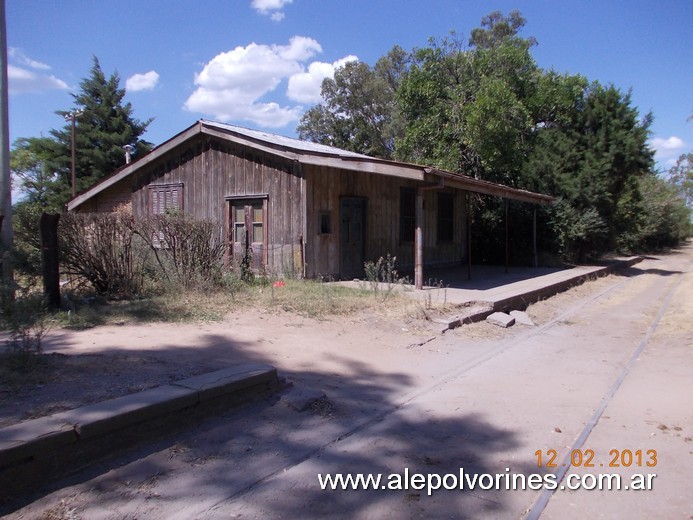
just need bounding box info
[6,0,692,172]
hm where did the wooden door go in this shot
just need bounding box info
[231,200,265,270]
[339,197,366,278]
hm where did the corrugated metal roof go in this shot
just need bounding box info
[201,120,374,160]
[68,119,553,211]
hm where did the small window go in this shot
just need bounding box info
[318,211,332,235]
[149,183,183,215]
[437,192,454,243]
[400,187,415,243]
[234,206,246,242]
[232,201,264,245]
[148,183,183,247]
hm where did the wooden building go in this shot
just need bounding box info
[68,120,552,288]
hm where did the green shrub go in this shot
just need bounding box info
[364,254,400,299]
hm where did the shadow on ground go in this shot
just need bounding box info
[402,264,567,291]
[1,329,542,519]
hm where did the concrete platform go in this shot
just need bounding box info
[417,256,643,313]
[0,364,282,504]
[337,256,643,326]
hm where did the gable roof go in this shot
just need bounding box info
[68,120,553,211]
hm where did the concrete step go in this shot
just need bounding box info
[0,363,282,504]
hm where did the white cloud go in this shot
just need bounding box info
[6,49,68,94]
[8,64,69,94]
[251,0,293,20]
[650,136,684,152]
[252,0,292,10]
[126,70,160,92]
[8,48,51,70]
[277,36,322,61]
[650,135,686,166]
[184,36,324,128]
[287,55,358,103]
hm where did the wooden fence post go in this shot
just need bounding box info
[40,212,61,309]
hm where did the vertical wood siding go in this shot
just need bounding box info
[304,164,467,279]
[128,135,304,276]
[88,134,467,279]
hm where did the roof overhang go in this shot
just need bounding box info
[68,120,553,211]
[68,123,203,211]
[424,168,554,204]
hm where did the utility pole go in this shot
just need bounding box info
[65,110,82,198]
[0,0,14,297]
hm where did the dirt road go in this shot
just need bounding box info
[4,245,692,519]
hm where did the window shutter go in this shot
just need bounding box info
[148,183,184,248]
[149,183,183,215]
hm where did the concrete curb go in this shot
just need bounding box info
[0,363,282,504]
[483,256,643,313]
[438,256,643,330]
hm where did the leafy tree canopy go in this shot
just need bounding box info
[469,9,537,49]
[297,46,408,159]
[667,152,692,208]
[12,56,153,210]
[396,17,539,183]
[296,10,687,259]
[10,137,60,208]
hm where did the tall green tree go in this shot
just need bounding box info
[637,171,691,248]
[667,152,692,208]
[524,83,654,257]
[469,9,537,49]
[8,137,62,277]
[396,12,539,184]
[297,10,684,261]
[48,57,152,205]
[395,33,475,172]
[10,137,60,208]
[297,46,408,159]
[9,57,153,281]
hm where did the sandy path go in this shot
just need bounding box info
[3,246,691,519]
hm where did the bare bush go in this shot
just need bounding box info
[60,211,228,297]
[60,212,148,298]
[135,212,226,289]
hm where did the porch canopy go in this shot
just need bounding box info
[413,168,553,290]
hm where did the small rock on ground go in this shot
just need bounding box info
[486,312,515,328]
[510,310,535,326]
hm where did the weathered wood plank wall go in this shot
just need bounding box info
[77,182,131,213]
[84,134,467,279]
[128,135,304,276]
[304,164,466,279]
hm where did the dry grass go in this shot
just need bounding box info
[41,494,82,520]
[651,270,692,339]
[6,277,414,332]
[524,273,621,325]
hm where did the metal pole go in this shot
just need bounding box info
[71,116,76,197]
[414,189,424,290]
[467,191,472,280]
[0,0,13,296]
[533,205,538,268]
[505,198,509,274]
[65,110,82,199]
[69,114,76,197]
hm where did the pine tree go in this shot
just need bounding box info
[48,56,152,205]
